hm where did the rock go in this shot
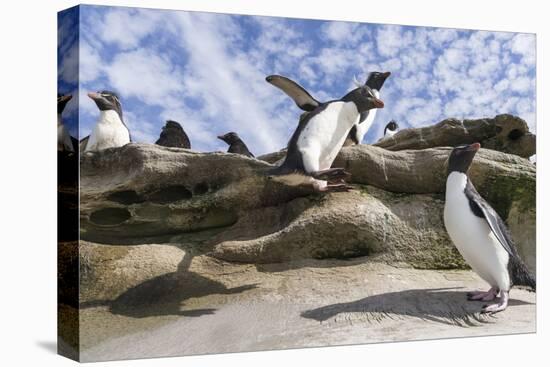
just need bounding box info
[78,241,187,303]
[373,114,535,158]
[80,144,313,243]
[211,187,466,268]
[78,260,536,361]
[257,149,287,164]
[78,140,534,270]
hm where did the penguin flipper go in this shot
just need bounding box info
[465,179,516,256]
[70,137,79,152]
[266,75,320,112]
[465,179,535,290]
[358,110,370,125]
[182,131,191,149]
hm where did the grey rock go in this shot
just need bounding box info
[374,114,535,158]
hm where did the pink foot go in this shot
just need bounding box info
[481,291,509,313]
[467,287,499,301]
[318,184,353,192]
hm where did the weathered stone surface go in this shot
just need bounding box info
[80,143,534,248]
[72,115,536,361]
[79,260,535,362]
[79,241,187,303]
[334,145,535,218]
[80,144,313,243]
[211,188,465,268]
[373,114,536,158]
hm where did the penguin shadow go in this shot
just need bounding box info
[301,287,533,327]
[80,249,258,318]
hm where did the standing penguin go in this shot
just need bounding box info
[266,71,391,145]
[156,120,191,149]
[58,94,75,152]
[217,132,254,158]
[269,84,384,192]
[383,120,399,138]
[444,143,535,313]
[80,90,130,152]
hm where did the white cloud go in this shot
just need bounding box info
[443,48,468,69]
[79,40,103,82]
[104,48,184,104]
[377,25,410,57]
[74,7,536,149]
[508,33,536,65]
[170,12,294,153]
[124,110,158,143]
[96,9,163,50]
[428,28,458,46]
[322,21,368,46]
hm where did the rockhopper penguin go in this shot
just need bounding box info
[156,120,191,149]
[57,94,75,152]
[266,71,390,145]
[383,120,399,137]
[444,143,535,313]
[269,84,384,192]
[218,132,254,158]
[80,90,130,152]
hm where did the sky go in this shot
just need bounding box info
[58,5,536,156]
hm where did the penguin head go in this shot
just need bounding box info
[217,132,241,145]
[163,120,184,132]
[386,120,398,131]
[343,85,385,115]
[365,71,391,91]
[447,143,480,174]
[88,90,123,120]
[57,93,72,114]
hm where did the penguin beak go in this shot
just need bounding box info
[373,98,385,108]
[468,142,481,151]
[217,135,225,141]
[382,71,391,78]
[87,92,101,101]
[58,94,72,103]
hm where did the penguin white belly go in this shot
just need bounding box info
[354,89,379,143]
[355,108,376,143]
[297,102,359,172]
[385,129,397,138]
[86,111,130,152]
[444,173,510,290]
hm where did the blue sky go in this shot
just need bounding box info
[58,5,536,156]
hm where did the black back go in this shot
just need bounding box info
[218,132,254,158]
[57,93,72,114]
[156,120,191,148]
[345,71,390,143]
[447,144,479,174]
[270,104,329,175]
[464,179,535,290]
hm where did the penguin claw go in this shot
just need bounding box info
[466,288,498,301]
[312,168,351,181]
[325,184,353,192]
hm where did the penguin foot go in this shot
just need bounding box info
[467,287,498,301]
[481,291,509,313]
[311,168,350,182]
[319,184,353,192]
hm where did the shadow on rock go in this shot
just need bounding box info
[81,250,258,318]
[301,288,533,327]
[255,257,369,273]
